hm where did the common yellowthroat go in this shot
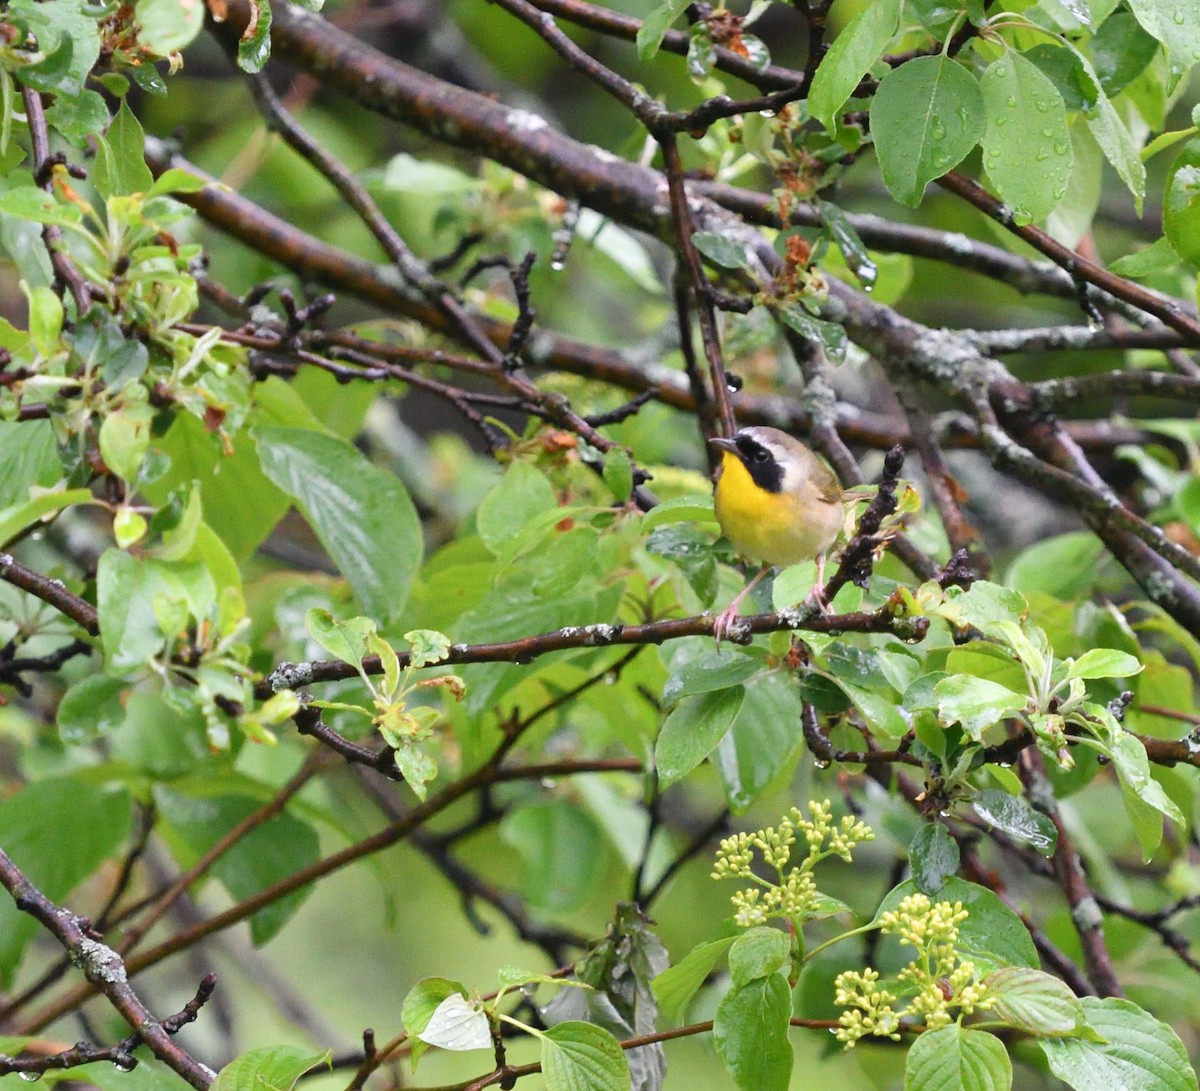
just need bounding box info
[709,427,844,641]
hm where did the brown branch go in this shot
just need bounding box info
[895,386,990,578]
[0,976,215,1081]
[782,329,939,582]
[16,756,638,1034]
[358,772,588,964]
[261,605,925,699]
[21,87,94,316]
[113,753,329,955]
[801,702,921,768]
[0,848,217,1087]
[660,135,736,437]
[937,171,1200,345]
[528,0,806,92]
[0,553,99,634]
[1017,750,1124,998]
[244,72,502,365]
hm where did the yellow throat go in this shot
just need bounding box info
[714,450,840,568]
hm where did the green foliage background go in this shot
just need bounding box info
[0,1,1197,1090]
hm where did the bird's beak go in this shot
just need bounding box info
[708,436,739,454]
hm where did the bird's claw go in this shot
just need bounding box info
[712,607,752,648]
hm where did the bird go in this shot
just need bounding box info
[709,426,844,643]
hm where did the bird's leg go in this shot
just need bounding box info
[806,553,830,613]
[713,564,771,646]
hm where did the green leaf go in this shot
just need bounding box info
[134,0,206,56]
[776,303,847,364]
[1110,732,1184,859]
[869,54,985,207]
[1142,126,1199,164]
[401,978,469,1070]
[875,878,1038,973]
[0,487,94,549]
[655,685,745,789]
[25,284,63,356]
[127,61,168,95]
[641,494,715,531]
[499,799,603,913]
[662,649,764,707]
[908,823,960,894]
[382,153,479,196]
[770,561,819,610]
[934,675,1026,740]
[980,51,1072,224]
[835,677,910,741]
[476,460,557,553]
[94,98,153,199]
[1023,43,1096,112]
[211,1046,330,1091]
[1066,649,1143,680]
[686,22,715,81]
[0,186,80,227]
[603,446,634,502]
[728,927,792,987]
[713,670,805,812]
[713,973,793,1091]
[37,1056,178,1091]
[98,401,154,481]
[973,789,1057,855]
[393,740,438,800]
[1004,531,1106,597]
[1109,236,1179,277]
[403,978,469,1035]
[1164,139,1200,265]
[406,628,451,669]
[57,675,129,744]
[0,778,131,986]
[808,0,902,132]
[456,584,607,714]
[818,199,877,290]
[418,994,491,1051]
[648,522,718,604]
[1078,53,1146,210]
[149,415,290,564]
[237,0,274,73]
[904,1024,1012,1091]
[692,231,750,270]
[157,788,320,945]
[256,426,422,624]
[636,0,690,60]
[1126,0,1200,85]
[652,934,737,1024]
[618,197,693,284]
[1092,11,1160,96]
[986,967,1093,1038]
[1040,996,1199,1090]
[96,552,214,669]
[0,420,59,509]
[541,1022,630,1091]
[145,167,210,199]
[305,608,376,670]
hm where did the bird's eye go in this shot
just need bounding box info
[752,449,769,463]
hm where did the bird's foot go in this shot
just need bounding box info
[712,604,752,648]
[805,582,831,615]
